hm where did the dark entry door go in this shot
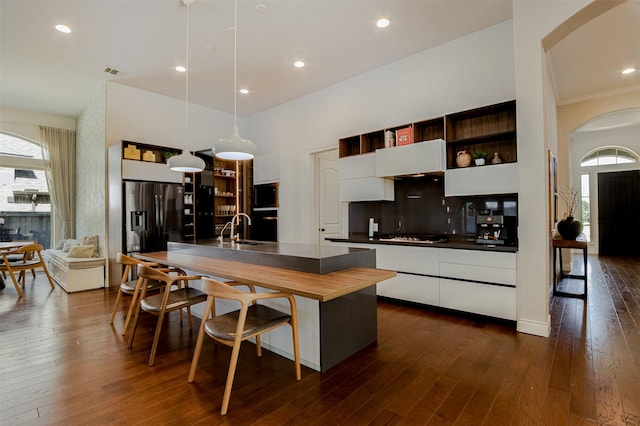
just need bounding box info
[597,170,640,256]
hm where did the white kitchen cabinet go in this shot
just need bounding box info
[439,248,517,320]
[339,178,394,201]
[444,162,518,196]
[121,159,183,183]
[327,240,518,321]
[339,153,377,179]
[339,153,394,201]
[375,245,438,275]
[253,153,281,184]
[375,245,439,304]
[440,279,517,320]
[375,139,445,177]
[377,273,440,306]
[439,249,516,285]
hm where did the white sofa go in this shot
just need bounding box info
[44,249,106,293]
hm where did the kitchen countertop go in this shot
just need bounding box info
[325,236,518,253]
[167,240,377,273]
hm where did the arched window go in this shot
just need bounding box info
[0,132,51,246]
[580,146,638,167]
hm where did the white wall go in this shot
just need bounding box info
[105,82,246,152]
[0,107,76,140]
[512,0,592,337]
[249,20,516,244]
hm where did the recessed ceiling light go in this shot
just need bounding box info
[256,4,269,14]
[55,24,71,33]
[239,88,249,94]
[376,18,390,28]
[621,67,636,75]
[176,66,186,72]
[294,61,305,68]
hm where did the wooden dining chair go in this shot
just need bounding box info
[188,277,301,415]
[127,264,207,366]
[0,240,36,281]
[110,253,176,336]
[0,243,54,297]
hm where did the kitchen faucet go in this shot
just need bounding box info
[230,212,251,242]
[218,221,233,243]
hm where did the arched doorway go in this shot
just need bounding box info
[570,109,640,255]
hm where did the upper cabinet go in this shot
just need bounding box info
[119,141,183,183]
[444,100,516,170]
[339,153,394,201]
[376,139,445,177]
[338,100,517,197]
[253,153,281,184]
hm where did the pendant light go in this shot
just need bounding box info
[213,0,257,160]
[168,0,206,173]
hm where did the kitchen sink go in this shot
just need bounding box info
[236,240,263,246]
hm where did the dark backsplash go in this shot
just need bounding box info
[349,175,518,240]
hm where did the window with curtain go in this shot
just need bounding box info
[0,132,51,247]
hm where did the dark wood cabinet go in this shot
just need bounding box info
[445,100,516,169]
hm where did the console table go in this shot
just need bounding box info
[552,235,588,299]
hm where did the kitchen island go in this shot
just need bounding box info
[136,240,395,372]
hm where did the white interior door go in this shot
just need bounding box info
[316,150,343,244]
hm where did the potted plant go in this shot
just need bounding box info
[472,151,487,166]
[557,185,583,240]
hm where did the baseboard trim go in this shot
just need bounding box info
[517,314,551,337]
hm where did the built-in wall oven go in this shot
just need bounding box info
[251,183,278,242]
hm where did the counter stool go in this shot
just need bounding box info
[188,277,301,415]
[127,264,207,366]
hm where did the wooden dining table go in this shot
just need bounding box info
[0,241,32,290]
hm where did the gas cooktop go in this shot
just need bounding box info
[378,234,448,244]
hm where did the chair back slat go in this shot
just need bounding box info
[137,264,171,283]
[201,278,256,305]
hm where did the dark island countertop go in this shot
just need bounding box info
[167,240,377,274]
[325,236,518,253]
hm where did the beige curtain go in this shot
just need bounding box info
[39,125,76,239]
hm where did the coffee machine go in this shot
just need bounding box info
[476,209,509,245]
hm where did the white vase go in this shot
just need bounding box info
[474,158,486,166]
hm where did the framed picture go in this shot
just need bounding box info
[548,150,558,230]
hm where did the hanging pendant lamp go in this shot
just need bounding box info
[169,0,205,173]
[213,0,257,160]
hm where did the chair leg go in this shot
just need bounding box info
[188,315,209,382]
[148,310,167,367]
[6,270,23,297]
[127,299,143,349]
[291,322,301,381]
[40,262,55,290]
[186,306,193,330]
[109,288,124,325]
[221,338,243,416]
[122,277,144,336]
[255,335,262,357]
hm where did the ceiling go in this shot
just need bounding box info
[0,0,638,120]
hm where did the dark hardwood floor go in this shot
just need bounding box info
[1,254,639,425]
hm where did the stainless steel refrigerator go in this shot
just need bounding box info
[123,181,184,254]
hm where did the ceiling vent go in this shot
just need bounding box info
[104,67,120,75]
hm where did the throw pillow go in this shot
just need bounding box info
[62,239,81,252]
[55,239,67,250]
[81,235,99,256]
[67,244,95,258]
